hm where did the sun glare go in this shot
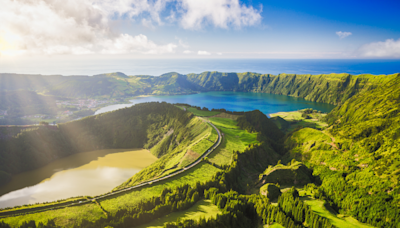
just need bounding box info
[0,32,24,56]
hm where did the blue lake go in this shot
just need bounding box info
[95,92,336,115]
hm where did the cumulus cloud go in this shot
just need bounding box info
[0,0,262,56]
[336,31,352,39]
[0,0,178,56]
[198,51,211,55]
[357,38,400,58]
[179,0,262,29]
[183,50,192,54]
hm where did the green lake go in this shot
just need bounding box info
[0,149,157,209]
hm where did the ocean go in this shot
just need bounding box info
[0,59,399,76]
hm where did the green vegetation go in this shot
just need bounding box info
[267,223,285,228]
[1,73,400,227]
[270,109,328,132]
[117,118,215,187]
[0,90,58,117]
[301,197,374,228]
[2,72,397,106]
[260,184,281,200]
[284,73,400,227]
[259,161,313,186]
[207,117,259,167]
[136,200,221,228]
[0,102,195,178]
[186,107,220,117]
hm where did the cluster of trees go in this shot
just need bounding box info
[277,188,333,228]
[317,168,400,227]
[237,110,284,154]
[237,110,283,142]
[164,190,259,228]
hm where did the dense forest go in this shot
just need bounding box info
[285,73,400,226]
[0,102,196,185]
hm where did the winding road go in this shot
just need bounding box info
[0,121,222,218]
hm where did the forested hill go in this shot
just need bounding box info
[1,72,398,105]
[0,102,195,185]
[286,73,400,227]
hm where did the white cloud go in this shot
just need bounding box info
[336,31,352,39]
[198,51,211,55]
[0,0,262,56]
[183,50,192,54]
[179,0,262,29]
[0,0,176,56]
[357,38,400,58]
[217,52,223,55]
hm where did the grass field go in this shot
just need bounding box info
[189,124,216,155]
[298,192,374,228]
[1,203,105,228]
[187,107,221,117]
[179,122,217,167]
[270,110,328,131]
[136,200,221,228]
[207,117,258,166]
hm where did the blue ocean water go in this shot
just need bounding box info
[1,59,399,76]
[95,92,336,116]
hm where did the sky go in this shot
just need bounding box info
[0,0,399,60]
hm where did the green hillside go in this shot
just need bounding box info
[0,102,200,181]
[285,73,400,227]
[1,73,399,228]
[2,72,398,106]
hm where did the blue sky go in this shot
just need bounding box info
[0,0,399,59]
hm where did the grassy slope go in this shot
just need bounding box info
[186,107,221,117]
[207,117,258,166]
[302,198,374,228]
[2,204,105,228]
[298,188,374,228]
[267,110,375,227]
[270,111,328,132]
[136,200,221,228]
[117,117,210,188]
[1,115,258,227]
[281,74,400,226]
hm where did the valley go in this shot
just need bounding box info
[0,72,399,228]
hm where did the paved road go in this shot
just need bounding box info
[0,121,222,218]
